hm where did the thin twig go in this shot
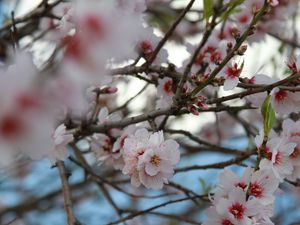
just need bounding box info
[57,161,76,225]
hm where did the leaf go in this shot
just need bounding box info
[198,178,215,194]
[261,95,276,137]
[203,0,213,23]
[220,0,245,21]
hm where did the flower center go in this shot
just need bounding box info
[139,41,153,55]
[163,80,173,93]
[249,182,263,198]
[229,202,245,220]
[150,155,161,167]
[226,63,241,79]
[274,90,288,102]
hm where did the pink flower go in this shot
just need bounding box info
[134,27,168,64]
[216,187,262,225]
[112,125,137,156]
[223,60,243,91]
[287,55,300,74]
[49,124,74,164]
[122,128,180,189]
[259,136,296,181]
[270,87,300,115]
[122,128,150,177]
[248,169,279,205]
[216,167,253,198]
[282,119,300,181]
[156,77,174,109]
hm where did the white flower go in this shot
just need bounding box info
[216,187,262,225]
[259,136,296,181]
[49,124,74,164]
[248,169,279,205]
[216,167,253,198]
[122,128,180,189]
[122,128,150,176]
[270,87,300,115]
[223,61,243,91]
[282,119,300,181]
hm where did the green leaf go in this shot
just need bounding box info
[220,0,245,22]
[261,95,276,137]
[203,0,213,23]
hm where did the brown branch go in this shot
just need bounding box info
[207,73,300,104]
[0,0,64,34]
[175,150,255,173]
[57,161,77,225]
[190,1,269,96]
[0,180,89,219]
[106,196,205,225]
[164,128,247,155]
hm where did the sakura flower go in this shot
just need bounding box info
[90,133,121,168]
[259,136,296,181]
[246,74,300,114]
[122,128,180,189]
[90,107,123,168]
[223,60,243,91]
[188,39,227,73]
[216,167,253,198]
[156,77,174,109]
[216,187,263,225]
[282,119,300,181]
[91,134,111,159]
[287,55,300,74]
[270,87,300,115]
[134,27,168,64]
[122,128,150,177]
[248,169,279,205]
[112,125,137,156]
[49,124,74,164]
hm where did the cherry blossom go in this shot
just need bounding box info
[270,87,300,115]
[215,187,263,225]
[282,119,300,181]
[222,60,243,91]
[122,128,180,189]
[258,135,296,181]
[48,124,74,164]
[287,55,300,74]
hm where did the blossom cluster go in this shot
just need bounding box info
[204,168,279,225]
[203,116,300,224]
